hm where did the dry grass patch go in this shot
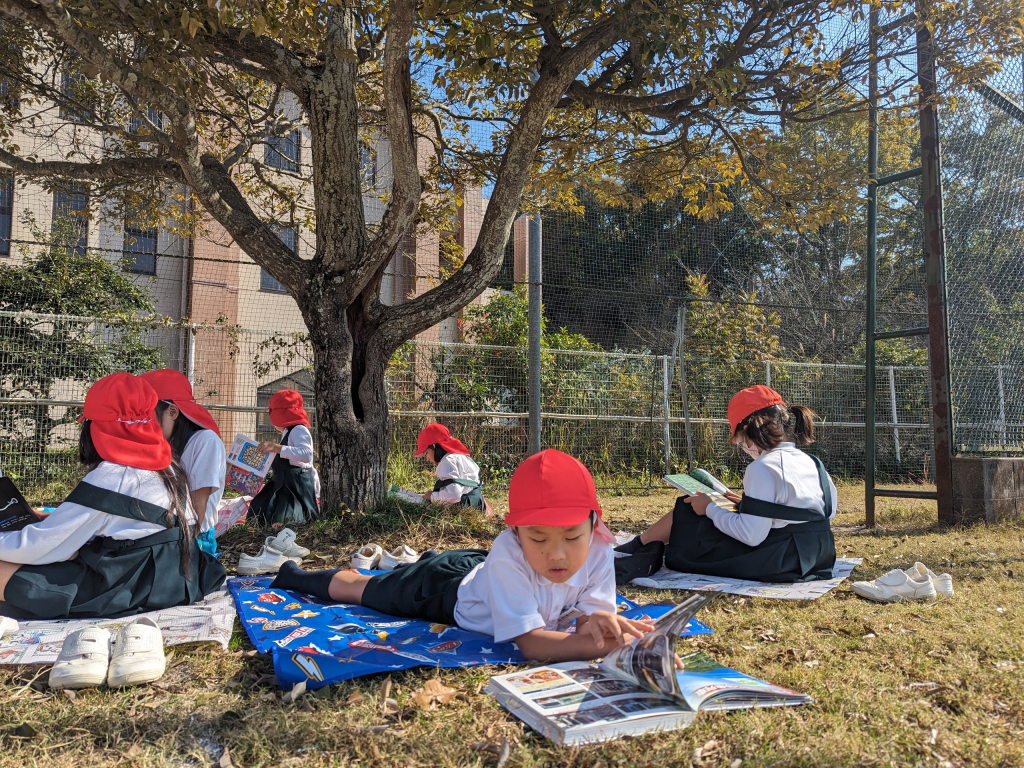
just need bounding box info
[2,483,1022,767]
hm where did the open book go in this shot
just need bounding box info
[486,594,811,745]
[663,471,737,512]
[388,484,426,504]
[225,433,275,495]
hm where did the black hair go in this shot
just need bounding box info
[155,399,202,459]
[734,403,817,452]
[79,419,195,576]
[429,443,448,462]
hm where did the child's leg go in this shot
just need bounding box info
[638,510,674,546]
[0,560,23,601]
[270,561,371,603]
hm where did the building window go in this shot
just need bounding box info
[260,225,296,293]
[52,185,89,256]
[129,105,161,138]
[359,142,376,188]
[0,173,12,257]
[59,69,93,123]
[123,220,158,275]
[265,129,300,172]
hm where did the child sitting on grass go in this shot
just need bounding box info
[414,423,487,511]
[272,449,655,661]
[616,385,837,584]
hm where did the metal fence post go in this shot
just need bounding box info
[765,360,772,388]
[186,324,197,385]
[997,365,1007,449]
[865,7,879,528]
[676,305,695,471]
[888,366,901,463]
[662,355,672,473]
[528,213,543,456]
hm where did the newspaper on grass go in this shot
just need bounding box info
[487,594,811,745]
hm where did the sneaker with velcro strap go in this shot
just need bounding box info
[351,543,384,570]
[265,528,310,559]
[237,545,302,576]
[107,617,167,688]
[906,562,954,597]
[48,626,111,689]
[379,545,419,571]
[851,568,937,603]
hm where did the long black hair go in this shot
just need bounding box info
[429,443,448,462]
[79,420,195,576]
[155,400,202,459]
[734,403,817,451]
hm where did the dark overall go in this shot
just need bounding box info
[664,456,837,583]
[248,427,319,526]
[1,482,227,620]
[432,477,486,511]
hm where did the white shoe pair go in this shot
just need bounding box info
[237,528,310,575]
[852,562,954,603]
[351,543,418,571]
[49,618,166,689]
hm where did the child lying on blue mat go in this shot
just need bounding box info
[273,449,654,662]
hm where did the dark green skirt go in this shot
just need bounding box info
[361,549,488,625]
[2,527,227,620]
[248,458,319,527]
[664,498,836,583]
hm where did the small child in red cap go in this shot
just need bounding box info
[616,385,837,584]
[249,389,320,527]
[272,449,656,661]
[0,372,226,620]
[413,423,486,511]
[141,369,225,556]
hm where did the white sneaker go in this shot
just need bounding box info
[48,626,111,689]
[237,545,302,575]
[379,545,418,571]
[266,528,310,559]
[907,562,954,597]
[107,617,166,688]
[351,543,384,570]
[852,569,937,603]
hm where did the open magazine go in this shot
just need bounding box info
[663,471,737,512]
[388,484,426,504]
[225,433,275,495]
[486,594,811,745]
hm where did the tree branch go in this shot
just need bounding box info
[0,148,186,184]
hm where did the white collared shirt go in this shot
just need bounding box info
[0,462,184,565]
[705,442,838,547]
[454,527,617,643]
[279,424,314,467]
[431,453,481,504]
[180,429,226,533]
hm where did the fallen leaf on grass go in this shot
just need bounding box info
[219,747,234,768]
[495,737,511,768]
[993,661,1017,672]
[62,689,77,702]
[740,645,757,651]
[412,678,458,710]
[380,675,393,715]
[804,660,820,669]
[383,697,400,715]
[284,680,306,704]
[13,723,38,739]
[345,692,366,705]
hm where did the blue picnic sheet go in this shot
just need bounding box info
[227,575,714,689]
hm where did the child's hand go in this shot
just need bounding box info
[257,441,282,455]
[581,611,655,650]
[723,490,742,503]
[684,492,713,515]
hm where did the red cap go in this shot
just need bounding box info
[414,423,469,457]
[140,369,221,437]
[506,449,602,527]
[81,372,171,471]
[728,385,786,434]
[267,389,310,428]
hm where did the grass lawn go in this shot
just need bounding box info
[1,482,1022,767]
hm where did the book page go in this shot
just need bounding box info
[663,474,737,512]
[226,433,274,478]
[675,651,813,710]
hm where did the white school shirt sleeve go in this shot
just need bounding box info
[571,539,618,617]
[704,461,776,547]
[279,425,314,466]
[0,504,111,565]
[181,430,226,532]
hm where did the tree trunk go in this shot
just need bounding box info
[301,289,393,514]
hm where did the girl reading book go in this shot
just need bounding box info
[249,389,320,527]
[0,373,226,619]
[414,423,487,511]
[141,369,226,557]
[616,385,837,583]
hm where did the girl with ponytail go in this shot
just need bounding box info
[615,385,837,584]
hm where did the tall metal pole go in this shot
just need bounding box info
[677,305,695,471]
[865,8,879,528]
[528,213,543,456]
[917,11,956,523]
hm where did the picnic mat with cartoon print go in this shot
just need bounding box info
[227,576,713,689]
[0,588,236,665]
